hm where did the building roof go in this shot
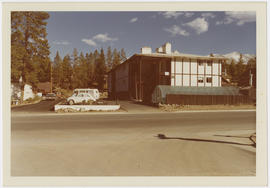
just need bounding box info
[135,52,228,61]
[108,52,228,74]
[152,85,241,103]
[156,85,240,96]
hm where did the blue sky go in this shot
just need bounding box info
[47,11,256,60]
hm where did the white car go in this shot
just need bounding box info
[67,93,96,105]
[73,89,100,100]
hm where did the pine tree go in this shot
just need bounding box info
[106,46,113,71]
[96,48,106,90]
[72,48,79,67]
[52,51,62,87]
[120,48,127,63]
[112,48,120,69]
[61,55,73,89]
[11,11,50,101]
[228,60,237,83]
[78,52,88,88]
[11,12,25,83]
[92,50,99,85]
[86,52,95,87]
[238,57,256,87]
[71,48,80,88]
[236,53,245,85]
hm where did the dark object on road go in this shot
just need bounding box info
[157,134,167,139]
[43,93,57,101]
[156,133,255,148]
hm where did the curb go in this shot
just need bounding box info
[11,109,256,117]
[170,109,256,113]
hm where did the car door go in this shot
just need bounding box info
[77,93,84,103]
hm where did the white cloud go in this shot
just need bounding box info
[52,40,70,45]
[93,33,118,42]
[81,38,96,46]
[161,11,194,19]
[184,12,194,18]
[201,12,215,18]
[162,11,184,19]
[164,25,189,36]
[130,17,138,23]
[82,33,118,46]
[216,11,255,26]
[184,17,209,34]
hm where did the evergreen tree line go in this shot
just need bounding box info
[52,47,127,91]
[222,54,256,87]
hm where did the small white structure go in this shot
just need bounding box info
[23,84,35,100]
[162,42,171,54]
[155,42,172,54]
[156,47,163,53]
[11,83,35,101]
[141,46,152,54]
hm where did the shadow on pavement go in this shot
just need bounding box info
[214,134,249,138]
[156,134,256,148]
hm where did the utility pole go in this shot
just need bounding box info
[249,69,253,87]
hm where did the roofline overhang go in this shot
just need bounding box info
[107,53,229,74]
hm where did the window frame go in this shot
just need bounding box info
[206,77,212,83]
[198,77,204,83]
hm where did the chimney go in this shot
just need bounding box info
[162,42,171,54]
[156,47,163,53]
[141,46,152,54]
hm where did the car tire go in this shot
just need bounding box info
[69,100,74,105]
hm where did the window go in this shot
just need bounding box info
[206,77,212,83]
[198,60,203,66]
[198,77,204,83]
[207,60,212,66]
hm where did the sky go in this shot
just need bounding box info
[46,11,256,60]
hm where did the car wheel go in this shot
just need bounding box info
[69,100,74,105]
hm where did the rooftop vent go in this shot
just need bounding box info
[156,42,172,54]
[141,46,152,54]
[162,42,171,54]
[156,47,163,53]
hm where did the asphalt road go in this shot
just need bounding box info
[11,108,256,176]
[11,99,62,113]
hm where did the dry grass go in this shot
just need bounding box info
[159,104,256,112]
